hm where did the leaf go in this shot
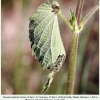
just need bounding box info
[29,1,66,71]
[69,9,76,27]
[79,14,86,29]
[69,9,74,21]
[80,14,86,22]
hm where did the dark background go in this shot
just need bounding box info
[1,0,99,94]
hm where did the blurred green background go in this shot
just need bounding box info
[1,0,99,94]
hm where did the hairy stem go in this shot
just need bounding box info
[75,0,84,26]
[66,33,79,94]
[59,12,73,31]
[84,5,99,25]
[66,0,84,94]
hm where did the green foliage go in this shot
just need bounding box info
[79,14,86,29]
[69,9,75,27]
[1,0,99,95]
[29,1,66,71]
[28,0,99,94]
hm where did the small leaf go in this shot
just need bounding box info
[29,1,66,71]
[80,14,86,22]
[79,14,86,29]
[69,9,75,20]
[69,9,76,27]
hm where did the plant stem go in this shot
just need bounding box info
[84,5,99,25]
[75,0,84,26]
[66,32,79,94]
[66,0,84,94]
[59,12,73,31]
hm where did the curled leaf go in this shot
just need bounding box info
[29,1,66,71]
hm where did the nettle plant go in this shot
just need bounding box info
[29,0,99,94]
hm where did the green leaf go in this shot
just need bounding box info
[80,14,86,22]
[79,14,86,29]
[29,1,66,70]
[69,9,76,27]
[69,9,74,21]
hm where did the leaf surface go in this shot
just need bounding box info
[29,1,66,70]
